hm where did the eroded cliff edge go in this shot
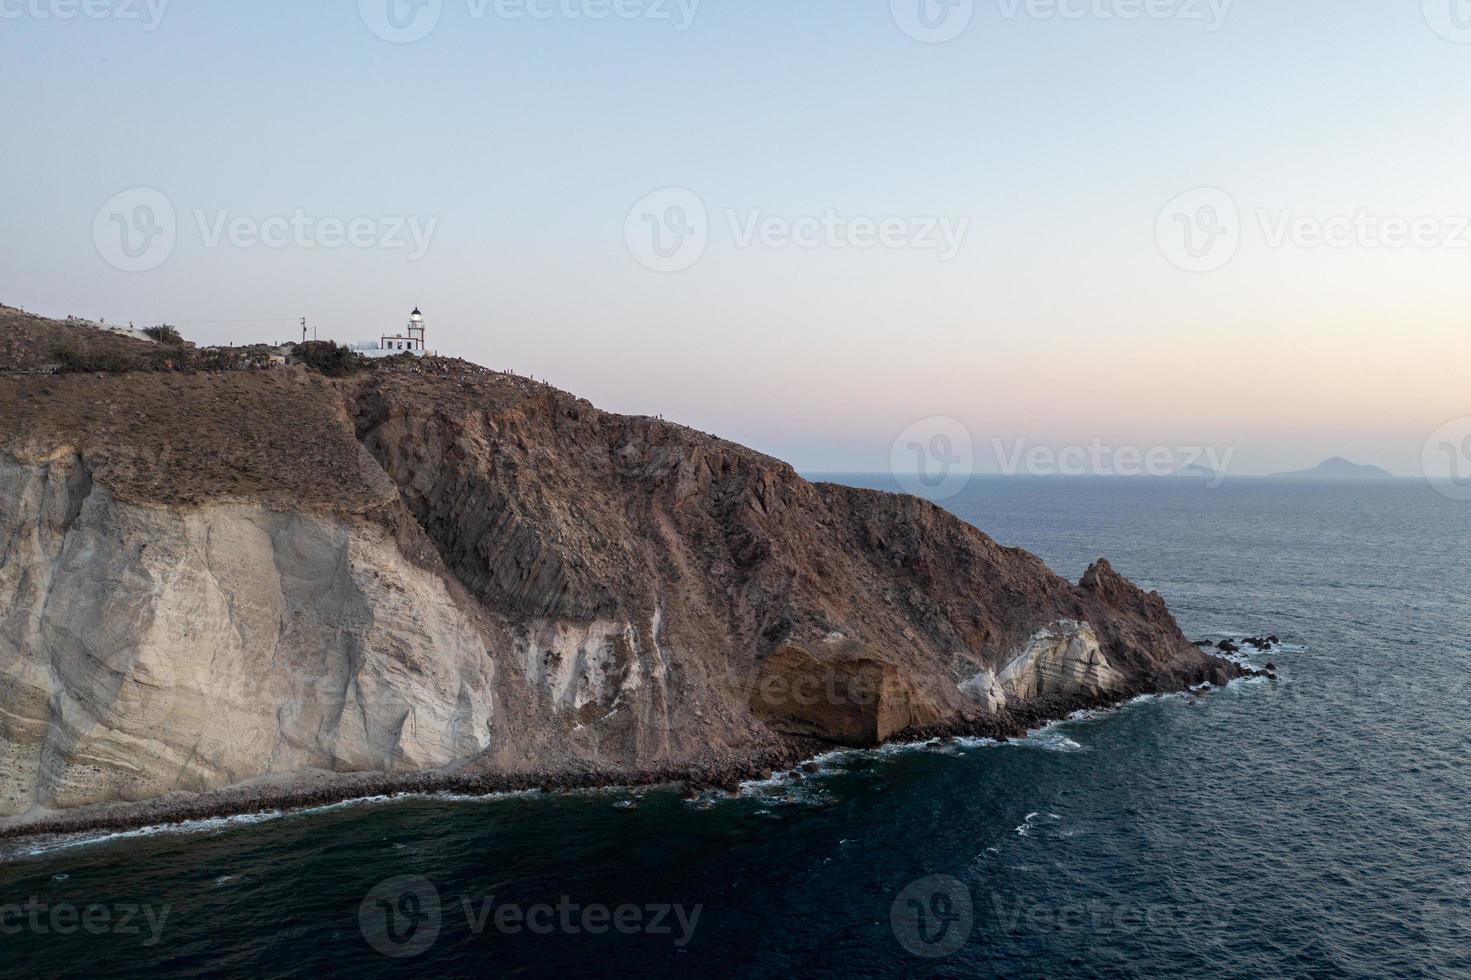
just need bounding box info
[0,311,1242,833]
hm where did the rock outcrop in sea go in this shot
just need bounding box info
[0,307,1242,834]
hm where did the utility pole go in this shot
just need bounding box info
[301,317,307,344]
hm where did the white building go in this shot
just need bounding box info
[351,307,429,358]
[98,322,158,343]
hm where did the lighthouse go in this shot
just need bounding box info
[348,306,429,358]
[406,307,425,351]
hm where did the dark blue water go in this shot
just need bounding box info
[4,477,1468,978]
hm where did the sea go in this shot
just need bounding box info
[2,476,1467,978]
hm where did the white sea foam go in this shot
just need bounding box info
[3,788,549,862]
[1017,727,1087,753]
[1013,810,1065,838]
[729,775,838,811]
[15,810,287,861]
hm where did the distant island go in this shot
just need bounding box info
[1271,457,1395,480]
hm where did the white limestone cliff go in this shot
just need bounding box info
[0,452,496,816]
[961,621,1125,712]
[997,621,1125,702]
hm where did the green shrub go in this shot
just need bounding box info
[142,325,185,346]
[291,340,372,377]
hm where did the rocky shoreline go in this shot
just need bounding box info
[0,655,1272,845]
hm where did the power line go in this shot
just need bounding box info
[149,317,303,325]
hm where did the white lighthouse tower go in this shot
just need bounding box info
[406,307,426,351]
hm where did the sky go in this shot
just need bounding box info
[3,0,1470,478]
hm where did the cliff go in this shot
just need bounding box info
[0,309,1240,832]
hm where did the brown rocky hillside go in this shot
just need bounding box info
[0,305,164,371]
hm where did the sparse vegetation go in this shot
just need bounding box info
[2,307,395,378]
[53,345,158,374]
[49,342,280,375]
[291,341,374,377]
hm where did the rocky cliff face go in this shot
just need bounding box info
[349,364,1236,747]
[0,326,1239,828]
[0,451,499,816]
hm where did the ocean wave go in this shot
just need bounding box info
[1014,811,1064,837]
[12,809,288,861]
[3,788,549,862]
[1017,730,1087,753]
